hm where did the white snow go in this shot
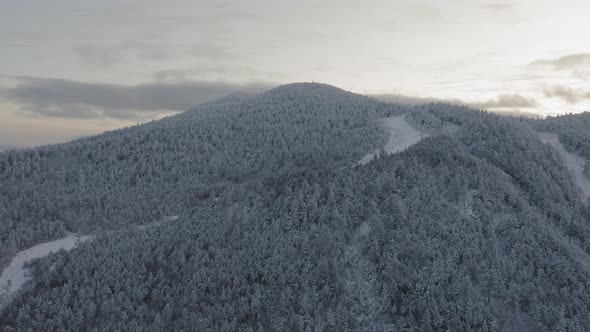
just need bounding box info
[136,215,179,231]
[359,116,426,165]
[0,215,178,311]
[0,234,92,310]
[538,132,590,200]
[460,189,480,221]
[164,215,180,222]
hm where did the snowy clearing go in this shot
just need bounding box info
[0,214,178,310]
[358,116,426,165]
[0,234,92,310]
[538,132,590,200]
[136,215,179,231]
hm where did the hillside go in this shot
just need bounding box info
[531,113,590,199]
[0,83,404,267]
[1,83,590,331]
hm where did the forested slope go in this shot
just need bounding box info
[0,83,404,268]
[1,84,590,331]
[530,112,590,181]
[531,112,590,159]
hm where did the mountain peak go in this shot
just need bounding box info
[261,82,354,100]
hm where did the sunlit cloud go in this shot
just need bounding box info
[470,94,538,109]
[531,53,590,70]
[544,85,590,104]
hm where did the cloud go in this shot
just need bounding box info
[370,93,463,106]
[470,94,537,109]
[480,3,515,12]
[152,64,274,83]
[373,92,536,109]
[72,45,121,67]
[72,40,237,68]
[73,41,177,67]
[187,42,236,60]
[544,85,590,104]
[1,77,273,119]
[573,70,590,80]
[488,109,541,118]
[531,53,590,70]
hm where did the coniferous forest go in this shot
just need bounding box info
[2,83,590,331]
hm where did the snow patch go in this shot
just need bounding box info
[0,215,178,311]
[0,234,92,310]
[136,215,179,231]
[164,215,180,222]
[460,189,480,221]
[538,132,590,200]
[359,116,427,165]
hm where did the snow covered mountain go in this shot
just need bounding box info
[1,83,590,331]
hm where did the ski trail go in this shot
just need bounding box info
[538,132,590,200]
[0,215,179,312]
[0,234,92,311]
[136,215,179,231]
[342,223,392,330]
[359,116,427,165]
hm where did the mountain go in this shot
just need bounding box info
[372,94,541,118]
[0,83,403,264]
[530,112,590,161]
[0,145,18,153]
[1,83,590,331]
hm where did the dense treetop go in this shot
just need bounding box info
[1,83,590,331]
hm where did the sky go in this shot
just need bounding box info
[1,0,590,147]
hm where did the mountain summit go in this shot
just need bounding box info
[1,83,590,331]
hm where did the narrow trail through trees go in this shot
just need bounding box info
[538,132,590,200]
[0,234,92,310]
[341,222,392,330]
[0,215,179,312]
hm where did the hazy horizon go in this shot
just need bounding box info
[1,0,589,146]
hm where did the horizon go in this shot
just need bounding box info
[5,80,589,151]
[3,4,590,328]
[1,0,590,146]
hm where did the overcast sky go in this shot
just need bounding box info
[1,0,590,146]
